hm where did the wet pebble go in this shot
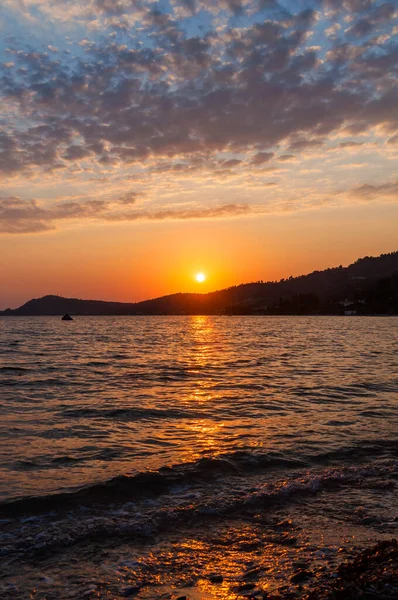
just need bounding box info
[180,579,195,587]
[241,566,262,580]
[208,574,223,584]
[275,519,295,529]
[290,569,312,583]
[122,585,141,596]
[238,582,256,592]
[279,535,297,546]
[292,561,309,569]
[238,541,261,551]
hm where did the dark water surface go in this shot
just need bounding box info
[0,316,397,598]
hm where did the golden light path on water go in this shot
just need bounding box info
[0,316,397,598]
[0,315,397,500]
[181,315,289,462]
[181,316,224,460]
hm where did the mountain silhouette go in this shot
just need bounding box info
[1,251,398,316]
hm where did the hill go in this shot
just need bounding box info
[1,251,398,316]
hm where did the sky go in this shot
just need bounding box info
[0,0,397,309]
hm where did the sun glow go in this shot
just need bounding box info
[195,272,206,283]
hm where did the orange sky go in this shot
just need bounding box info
[1,0,397,309]
[2,202,398,309]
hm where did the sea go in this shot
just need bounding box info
[0,316,397,599]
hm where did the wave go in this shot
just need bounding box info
[312,439,398,464]
[2,439,397,518]
[0,454,305,518]
[13,455,88,471]
[60,406,201,420]
[0,366,30,372]
[1,459,396,561]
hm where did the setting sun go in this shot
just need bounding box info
[195,273,206,283]
[1,0,397,596]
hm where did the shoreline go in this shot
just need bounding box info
[1,531,397,599]
[158,539,398,600]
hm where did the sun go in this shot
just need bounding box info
[195,272,206,283]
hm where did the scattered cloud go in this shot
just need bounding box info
[277,154,296,162]
[251,152,275,165]
[3,173,397,234]
[351,180,398,200]
[117,191,141,205]
[0,195,255,234]
[0,0,397,233]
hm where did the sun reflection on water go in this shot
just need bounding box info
[189,315,216,366]
[181,316,227,461]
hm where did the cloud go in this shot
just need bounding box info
[0,196,51,233]
[0,195,253,233]
[222,158,243,168]
[63,146,93,161]
[0,0,397,232]
[0,196,110,233]
[338,141,364,148]
[1,1,396,180]
[112,203,252,222]
[277,154,296,161]
[251,152,275,165]
[351,180,398,200]
[288,139,324,152]
[117,191,141,205]
[345,2,395,38]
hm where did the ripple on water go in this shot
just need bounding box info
[0,315,397,501]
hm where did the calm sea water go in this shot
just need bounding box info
[1,316,397,599]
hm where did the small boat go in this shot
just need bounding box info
[61,314,73,321]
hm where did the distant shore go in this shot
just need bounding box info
[2,251,398,317]
[2,310,398,317]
